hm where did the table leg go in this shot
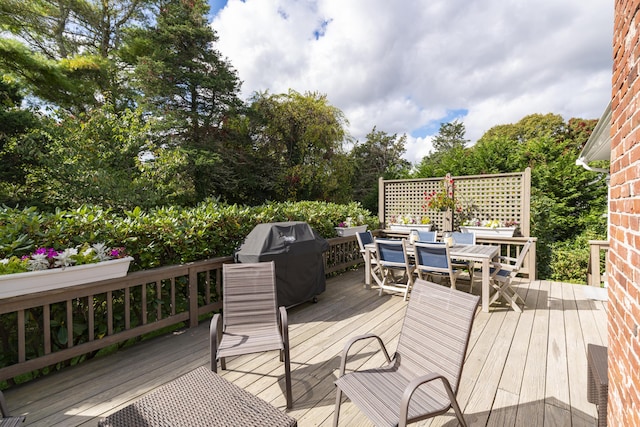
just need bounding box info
[481,258,490,312]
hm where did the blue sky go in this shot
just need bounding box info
[208,0,613,163]
[209,0,228,16]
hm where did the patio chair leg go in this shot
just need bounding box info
[450,396,468,427]
[284,345,293,409]
[333,388,343,427]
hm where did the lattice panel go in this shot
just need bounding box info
[381,170,530,235]
[454,174,523,226]
[384,178,443,226]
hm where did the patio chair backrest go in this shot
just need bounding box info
[395,278,480,393]
[452,231,475,245]
[413,242,451,271]
[510,238,533,274]
[375,239,409,267]
[416,230,437,243]
[356,231,374,252]
[222,262,279,329]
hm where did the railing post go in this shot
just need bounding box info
[188,267,199,327]
[588,240,609,287]
[528,239,536,281]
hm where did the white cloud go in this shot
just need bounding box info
[212,0,613,163]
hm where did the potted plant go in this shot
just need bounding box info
[0,243,133,299]
[388,214,432,231]
[460,218,519,237]
[422,174,457,232]
[335,216,368,236]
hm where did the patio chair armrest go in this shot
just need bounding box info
[398,373,457,427]
[497,255,518,264]
[209,313,222,371]
[338,333,391,377]
[278,306,289,347]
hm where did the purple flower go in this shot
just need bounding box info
[34,247,58,258]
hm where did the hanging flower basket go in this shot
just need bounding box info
[335,225,368,237]
[0,257,134,299]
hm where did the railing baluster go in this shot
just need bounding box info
[156,281,162,321]
[66,300,73,348]
[88,295,94,342]
[170,278,176,316]
[44,304,51,355]
[205,271,211,304]
[107,291,113,335]
[141,284,147,325]
[18,310,25,363]
[125,287,130,330]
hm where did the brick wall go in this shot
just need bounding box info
[609,1,640,425]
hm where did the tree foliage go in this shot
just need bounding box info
[349,126,411,212]
[245,90,352,202]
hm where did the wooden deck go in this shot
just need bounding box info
[3,268,607,426]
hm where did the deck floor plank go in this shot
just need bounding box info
[1,269,603,427]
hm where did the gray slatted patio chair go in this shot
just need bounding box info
[0,391,25,426]
[210,261,293,409]
[489,238,533,312]
[333,278,480,427]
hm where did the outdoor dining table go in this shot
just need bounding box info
[364,242,499,313]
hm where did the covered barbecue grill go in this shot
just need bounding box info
[234,222,329,307]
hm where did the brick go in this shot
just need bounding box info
[610,1,640,423]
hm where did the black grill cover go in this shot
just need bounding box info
[234,222,329,307]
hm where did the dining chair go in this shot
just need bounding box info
[451,231,476,245]
[413,242,461,290]
[357,231,380,289]
[416,230,437,243]
[0,390,25,426]
[333,278,480,427]
[489,238,533,312]
[373,239,415,301]
[210,261,293,408]
[451,232,476,292]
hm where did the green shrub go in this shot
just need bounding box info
[0,201,378,270]
[548,226,606,284]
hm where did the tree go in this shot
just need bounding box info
[123,0,242,201]
[349,127,411,212]
[18,105,195,210]
[0,0,152,111]
[0,78,43,207]
[125,0,241,144]
[414,120,470,178]
[247,90,352,202]
[431,119,469,153]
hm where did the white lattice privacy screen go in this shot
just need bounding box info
[378,168,531,236]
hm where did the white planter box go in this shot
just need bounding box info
[335,225,368,237]
[389,223,432,232]
[460,226,516,237]
[0,257,134,299]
